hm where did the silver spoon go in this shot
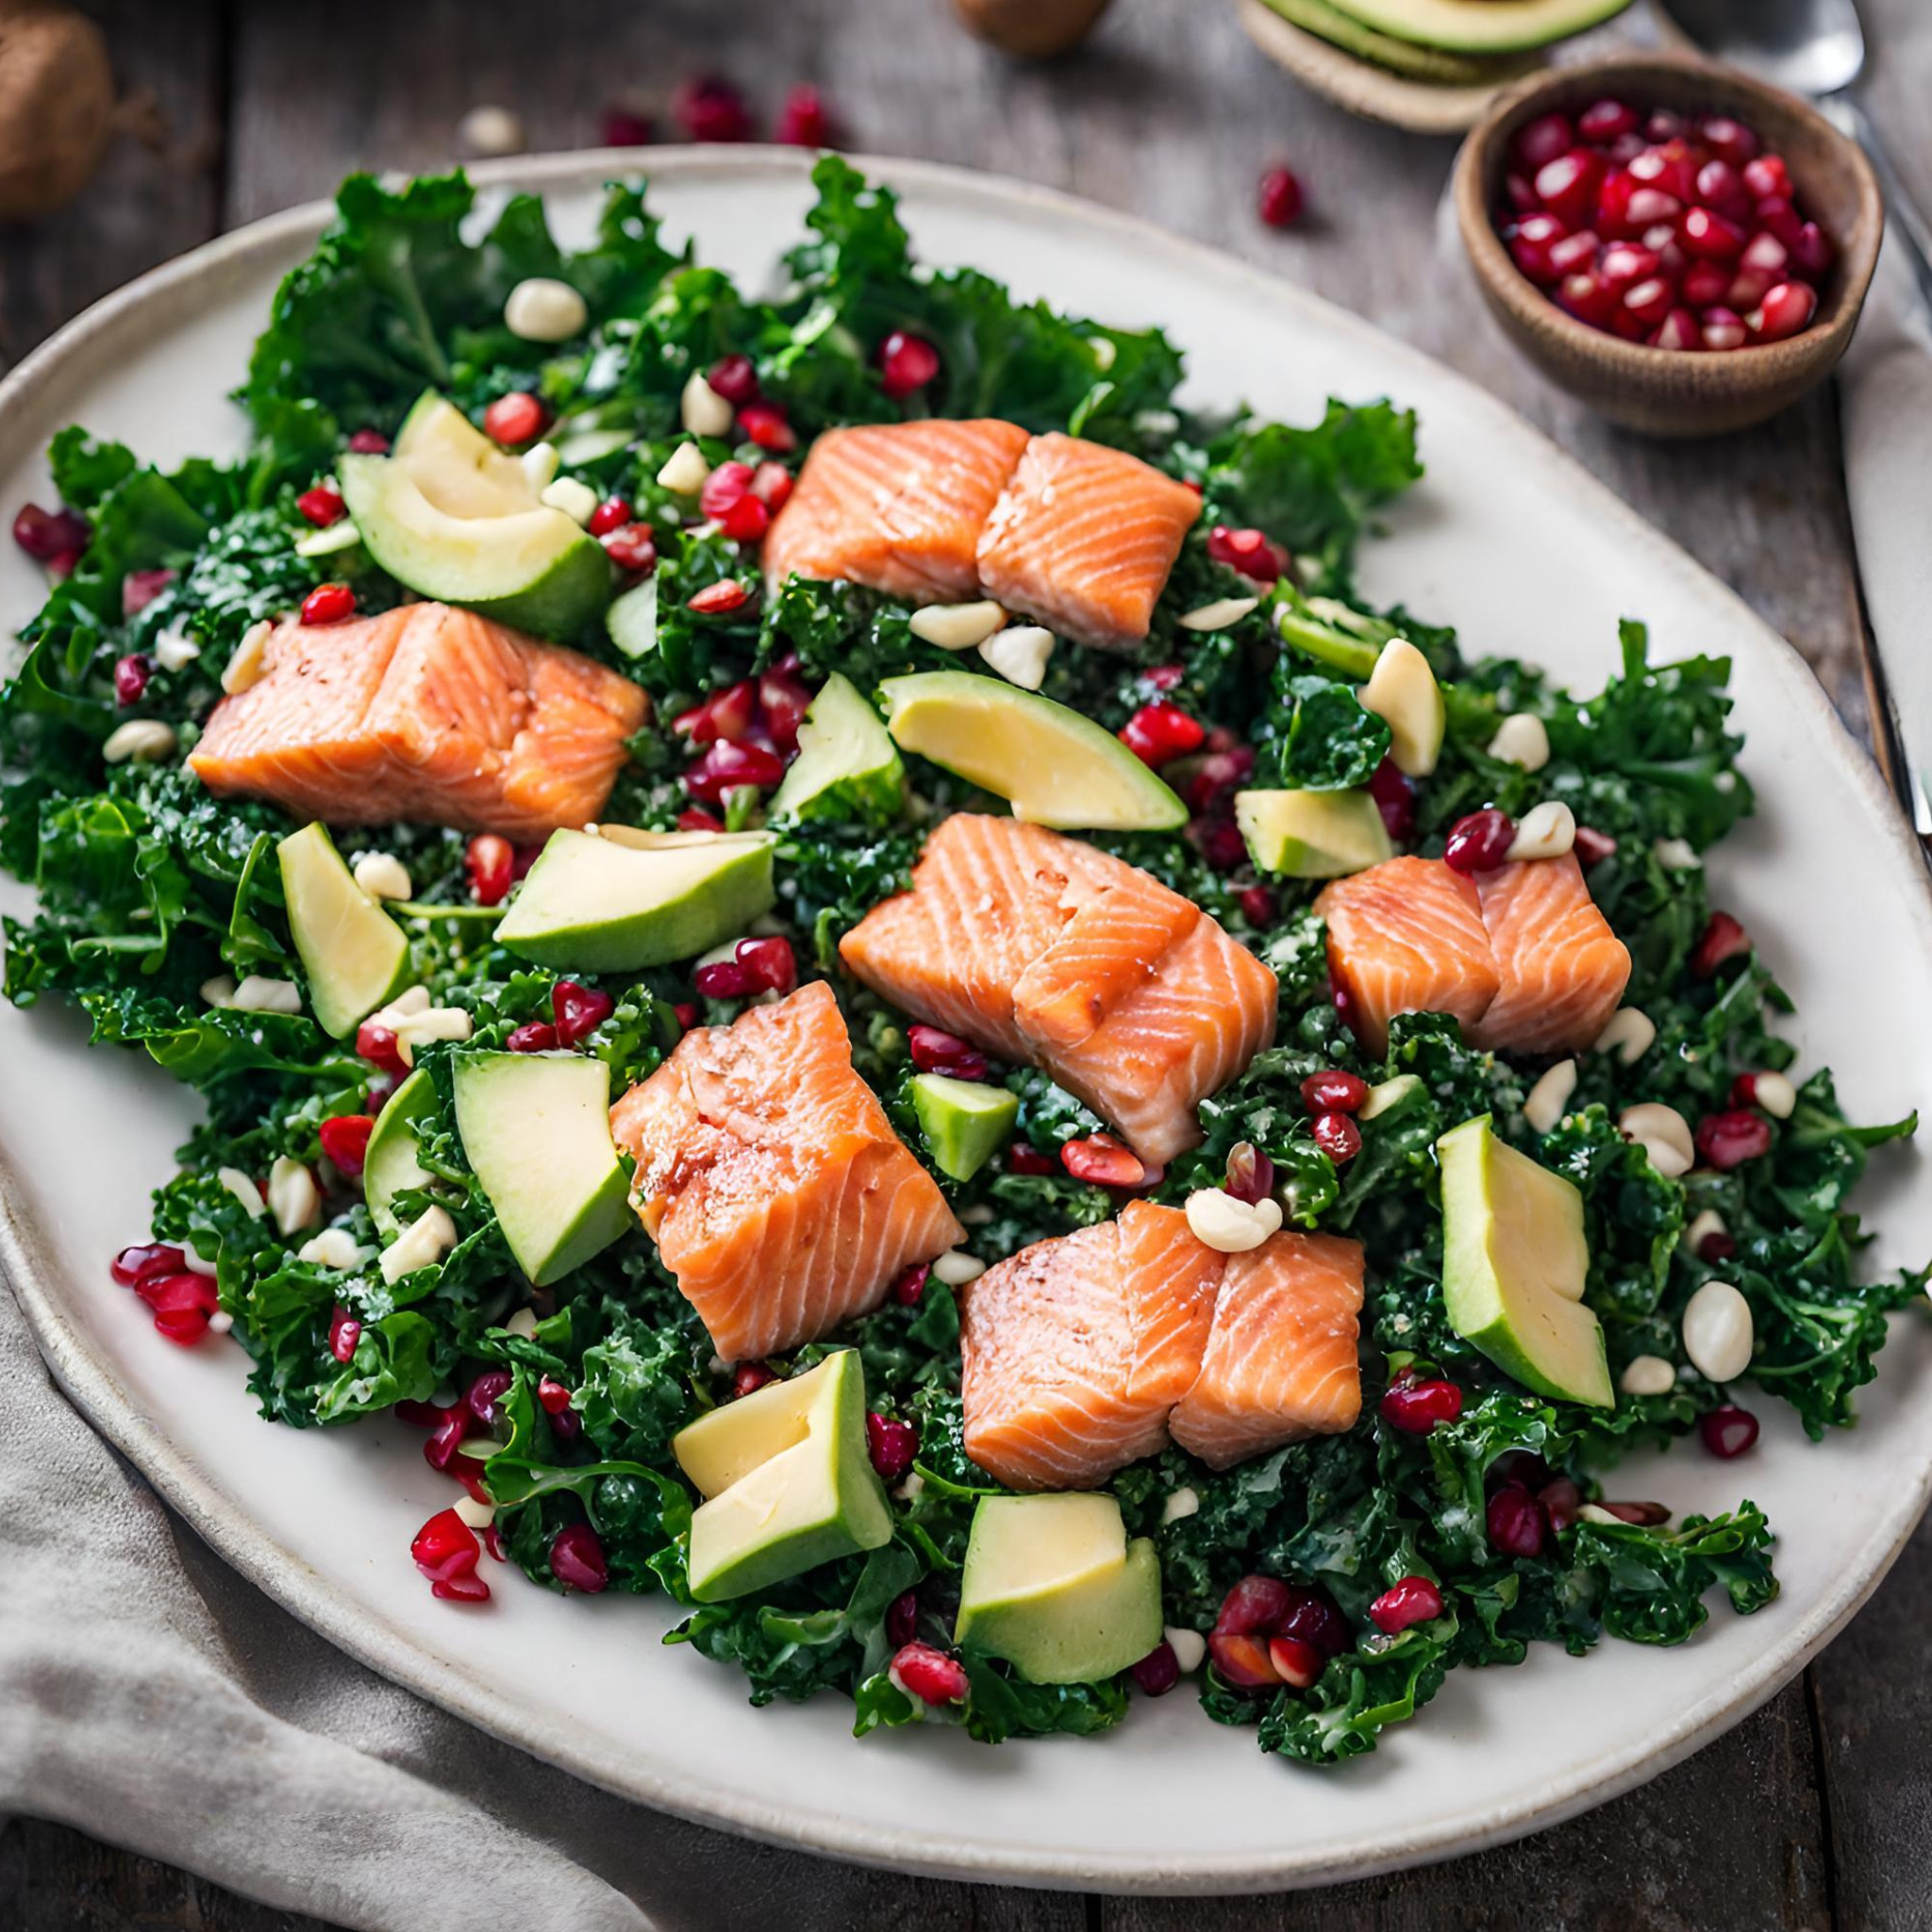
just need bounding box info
[1657,0,1932,314]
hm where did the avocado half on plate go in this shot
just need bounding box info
[1253,0,1632,83]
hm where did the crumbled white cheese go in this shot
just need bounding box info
[1160,1487,1200,1525]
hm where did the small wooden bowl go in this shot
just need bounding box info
[1453,51,1883,438]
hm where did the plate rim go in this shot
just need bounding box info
[3,143,1929,1894]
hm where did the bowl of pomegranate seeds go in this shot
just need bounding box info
[1454,52,1881,436]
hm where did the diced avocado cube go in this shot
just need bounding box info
[494,826,775,974]
[362,1065,437,1239]
[1235,787,1393,879]
[768,673,905,825]
[451,1053,632,1286]
[673,1349,894,1602]
[276,822,413,1039]
[955,1492,1163,1685]
[1438,1114,1612,1407]
[1358,1073,1424,1122]
[910,1073,1018,1182]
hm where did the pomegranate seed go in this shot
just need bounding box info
[552,979,614,1046]
[301,582,355,625]
[693,958,752,999]
[688,578,753,617]
[1130,1641,1181,1696]
[507,1020,559,1053]
[891,1260,930,1307]
[1753,281,1818,343]
[356,1022,407,1075]
[1624,188,1683,229]
[672,1002,701,1030]
[1727,263,1775,313]
[1267,1635,1324,1689]
[1698,1226,1737,1264]
[1509,213,1569,285]
[1215,1574,1292,1635]
[549,1523,609,1593]
[1741,154,1789,201]
[676,807,726,834]
[1682,258,1735,307]
[1756,194,1806,253]
[891,1641,969,1706]
[1206,524,1283,583]
[1300,1070,1369,1114]
[1790,222,1834,277]
[1208,1631,1280,1690]
[1257,165,1305,229]
[599,100,654,144]
[732,1362,776,1399]
[1654,307,1702,353]
[536,1377,574,1417]
[586,497,631,537]
[1311,1112,1361,1163]
[750,461,793,509]
[1223,1141,1276,1205]
[1740,231,1790,278]
[1697,115,1758,166]
[908,1024,990,1081]
[1443,807,1516,874]
[482,391,547,446]
[1193,811,1249,873]
[1621,277,1675,332]
[122,567,176,618]
[433,1572,492,1603]
[1368,1575,1444,1636]
[425,1405,474,1471]
[1379,1373,1463,1436]
[1007,1143,1058,1175]
[412,1507,483,1589]
[687,736,785,804]
[149,1275,219,1344]
[466,832,515,906]
[599,522,658,574]
[1558,270,1619,328]
[718,493,770,543]
[1182,745,1256,813]
[1504,172,1541,214]
[1277,1584,1351,1657]
[14,502,89,561]
[1598,241,1658,290]
[347,428,390,455]
[1597,1499,1672,1525]
[394,1399,446,1428]
[1537,1475,1584,1532]
[1120,700,1206,768]
[735,404,794,455]
[1547,229,1602,279]
[707,355,760,407]
[1699,1403,1760,1458]
[1702,308,1749,353]
[324,1304,361,1363]
[1535,150,1603,228]
[866,1411,920,1483]
[1514,111,1574,174]
[734,935,797,995]
[700,459,757,522]
[1363,756,1417,841]
[1695,158,1746,210]
[464,1369,513,1427]
[674,678,759,746]
[1061,1133,1145,1189]
[1694,1108,1774,1170]
[1691,910,1750,977]
[113,653,151,706]
[318,1113,375,1176]
[1681,207,1746,261]
[877,330,941,400]
[111,1242,186,1288]
[758,669,811,752]
[1570,825,1616,867]
[672,75,751,142]
[1239,884,1275,927]
[296,485,346,528]
[1487,1482,1548,1558]
[886,1590,920,1647]
[1576,98,1637,143]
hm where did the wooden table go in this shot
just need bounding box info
[4,1,1928,1924]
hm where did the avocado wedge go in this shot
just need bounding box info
[1315,0,1631,55]
[1255,0,1537,82]
[1236,788,1393,879]
[276,822,412,1039]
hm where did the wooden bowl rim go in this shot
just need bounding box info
[1453,48,1884,391]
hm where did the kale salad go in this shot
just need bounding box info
[0,157,1920,1765]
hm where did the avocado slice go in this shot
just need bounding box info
[1236,788,1394,878]
[911,1073,1019,1182]
[606,575,658,660]
[337,391,612,642]
[1358,1073,1425,1122]
[673,1349,895,1602]
[1317,0,1631,53]
[275,822,413,1039]
[955,1493,1163,1685]
[769,673,906,825]
[363,1066,437,1239]
[495,826,776,973]
[451,1053,632,1286]
[1438,1115,1613,1407]
[880,671,1186,832]
[1254,0,1537,80]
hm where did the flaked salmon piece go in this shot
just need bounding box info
[839,814,1275,1163]
[1167,1230,1365,1471]
[608,981,962,1362]
[762,419,1030,605]
[1316,857,1502,1059]
[958,1202,1219,1491]
[975,432,1202,650]
[1465,853,1632,1056]
[189,602,646,840]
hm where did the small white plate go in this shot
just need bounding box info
[2,149,1928,1893]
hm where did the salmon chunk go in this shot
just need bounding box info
[762,419,1030,605]
[1465,853,1632,1056]
[1166,1231,1366,1471]
[608,982,962,1362]
[958,1202,1221,1491]
[840,814,1276,1162]
[1315,857,1501,1058]
[976,432,1203,650]
[189,602,646,840]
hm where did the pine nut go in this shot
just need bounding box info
[1682,1279,1754,1382]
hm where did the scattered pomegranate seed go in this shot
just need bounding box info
[1597,1499,1672,1525]
[693,958,751,999]
[1690,910,1750,977]
[758,668,811,752]
[737,402,797,453]
[1120,700,1207,768]
[877,330,941,400]
[672,1002,702,1031]
[1753,281,1819,342]
[1300,1070,1369,1114]
[552,979,614,1046]
[1223,1141,1275,1205]
[866,1411,919,1483]
[1487,1482,1548,1558]
[327,1305,362,1363]
[1061,1133,1145,1189]
[599,100,654,144]
[586,497,631,537]
[699,459,757,522]
[318,1113,375,1176]
[122,568,176,617]
[1698,1226,1737,1264]
[1379,1372,1463,1436]
[393,1399,446,1428]
[891,1641,969,1705]
[356,1022,408,1075]
[1267,1634,1324,1688]
[549,1523,609,1593]
[1311,1111,1361,1164]
[735,935,797,995]
[1699,1403,1760,1458]
[464,1369,513,1427]
[301,582,355,625]
[1742,154,1789,201]
[908,1024,990,1081]
[1694,1108,1774,1170]
[732,1361,776,1399]
[1276,1585,1350,1657]
[296,485,346,528]
[1215,1574,1292,1635]
[676,807,727,833]
[672,75,751,143]
[113,654,151,706]
[1369,1575,1444,1635]
[1007,1142,1058,1176]
[1191,811,1249,873]
[1443,807,1516,874]
[1366,756,1417,841]
[891,1260,930,1307]
[1207,524,1284,583]
[750,461,793,510]
[674,678,759,746]
[12,503,89,562]
[1130,1641,1181,1696]
[707,354,760,407]
[412,1507,488,1602]
[466,832,516,906]
[1239,884,1275,927]
[1182,745,1256,813]
[147,1274,220,1345]
[1208,1631,1280,1690]
[718,493,771,543]
[424,1405,475,1471]
[1537,1475,1583,1532]
[482,391,548,446]
[1577,98,1638,144]
[687,578,753,617]
[886,1589,920,1647]
[1257,165,1305,229]
[599,522,658,574]
[535,1377,574,1418]
[507,1020,559,1053]
[1515,111,1574,173]
[1573,824,1618,866]
[112,1242,186,1288]
[347,428,391,455]
[775,82,835,147]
